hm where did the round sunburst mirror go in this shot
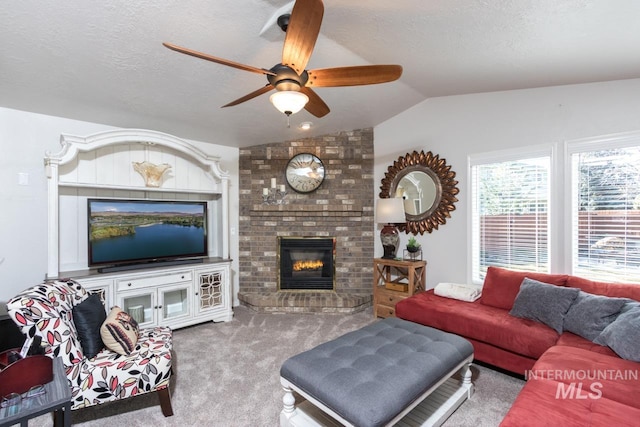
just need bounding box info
[379,150,459,235]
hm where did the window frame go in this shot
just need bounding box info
[468,131,640,285]
[468,144,556,285]
[564,130,640,282]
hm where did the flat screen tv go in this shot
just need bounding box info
[88,198,208,270]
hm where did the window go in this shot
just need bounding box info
[470,149,551,283]
[469,132,640,285]
[569,141,640,282]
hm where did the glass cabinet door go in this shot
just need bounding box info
[160,284,191,322]
[196,270,225,315]
[120,292,155,326]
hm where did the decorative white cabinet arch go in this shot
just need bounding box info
[44,129,233,325]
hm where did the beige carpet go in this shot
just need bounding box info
[28,306,524,426]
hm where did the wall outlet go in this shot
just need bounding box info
[18,172,29,185]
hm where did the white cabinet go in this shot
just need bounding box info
[118,282,192,328]
[118,289,158,326]
[194,266,231,321]
[161,285,191,323]
[74,259,232,329]
[44,129,234,327]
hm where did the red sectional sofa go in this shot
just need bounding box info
[395,266,640,426]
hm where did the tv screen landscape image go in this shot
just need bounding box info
[88,199,208,268]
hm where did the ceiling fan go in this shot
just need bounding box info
[163,0,402,118]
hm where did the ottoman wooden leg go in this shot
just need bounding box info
[462,362,475,398]
[280,384,297,427]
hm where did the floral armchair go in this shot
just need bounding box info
[6,279,173,416]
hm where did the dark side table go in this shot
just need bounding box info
[0,311,26,352]
[0,357,71,427]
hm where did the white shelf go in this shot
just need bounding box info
[45,128,231,278]
[57,181,219,195]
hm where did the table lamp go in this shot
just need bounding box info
[376,198,406,259]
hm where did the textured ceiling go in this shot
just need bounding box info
[1,0,639,148]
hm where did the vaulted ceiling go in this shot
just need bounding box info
[2,1,639,147]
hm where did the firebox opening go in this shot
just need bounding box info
[278,237,336,291]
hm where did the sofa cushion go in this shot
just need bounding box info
[509,278,579,334]
[566,276,640,301]
[562,291,628,341]
[480,266,568,310]
[462,336,539,374]
[72,293,107,359]
[396,290,559,360]
[530,345,640,409]
[555,332,618,357]
[100,306,139,355]
[594,302,640,362]
[500,377,640,427]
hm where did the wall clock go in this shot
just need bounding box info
[285,153,325,193]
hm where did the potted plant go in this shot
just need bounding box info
[406,236,421,253]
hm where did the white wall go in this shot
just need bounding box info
[374,78,640,290]
[3,78,639,301]
[0,107,240,303]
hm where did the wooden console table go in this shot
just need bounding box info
[373,258,426,318]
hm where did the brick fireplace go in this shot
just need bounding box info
[238,128,374,313]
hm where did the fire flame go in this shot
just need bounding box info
[293,260,323,271]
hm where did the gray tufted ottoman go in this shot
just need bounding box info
[279,317,474,427]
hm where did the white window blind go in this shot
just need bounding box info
[571,146,640,282]
[471,156,550,282]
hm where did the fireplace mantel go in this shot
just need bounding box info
[250,203,364,217]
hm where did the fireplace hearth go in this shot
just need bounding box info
[278,237,335,291]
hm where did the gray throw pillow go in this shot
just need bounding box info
[509,278,580,334]
[563,291,628,341]
[594,302,640,362]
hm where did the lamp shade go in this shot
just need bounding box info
[269,91,309,116]
[376,198,406,224]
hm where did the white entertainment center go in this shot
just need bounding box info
[44,129,233,327]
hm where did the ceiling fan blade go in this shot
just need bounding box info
[300,87,329,117]
[306,65,403,87]
[221,84,274,108]
[282,0,324,75]
[163,42,275,76]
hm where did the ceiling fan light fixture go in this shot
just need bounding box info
[277,14,290,32]
[164,0,401,119]
[270,90,309,116]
